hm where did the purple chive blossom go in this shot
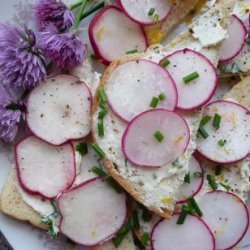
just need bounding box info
[0,85,22,143]
[34,0,75,31]
[39,24,84,69]
[0,24,47,88]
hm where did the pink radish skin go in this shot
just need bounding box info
[122,109,190,167]
[89,6,148,65]
[220,15,247,63]
[118,0,172,26]
[177,156,204,203]
[160,49,218,111]
[16,136,76,199]
[198,191,249,250]
[151,214,215,250]
[197,100,250,164]
[58,177,127,246]
[26,74,92,146]
[106,59,178,122]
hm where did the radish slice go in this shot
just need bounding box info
[219,15,247,63]
[15,136,76,199]
[197,100,250,164]
[151,214,215,250]
[198,191,249,250]
[177,156,204,203]
[26,74,91,146]
[122,109,190,167]
[160,49,218,110]
[118,0,172,26]
[106,60,177,122]
[58,178,127,246]
[89,6,148,64]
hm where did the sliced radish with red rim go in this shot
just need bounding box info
[197,100,250,164]
[118,0,172,26]
[151,214,215,250]
[106,59,177,122]
[26,74,91,145]
[219,15,247,63]
[89,6,148,64]
[15,136,76,199]
[177,156,204,203]
[122,109,190,167]
[160,49,218,110]
[58,177,127,246]
[198,191,249,250]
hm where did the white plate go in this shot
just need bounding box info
[0,1,249,250]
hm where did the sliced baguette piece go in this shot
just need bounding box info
[92,0,236,218]
[0,169,47,230]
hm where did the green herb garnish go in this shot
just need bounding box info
[98,108,108,119]
[91,166,107,177]
[153,14,159,22]
[92,143,105,158]
[220,182,231,191]
[141,232,150,246]
[183,71,199,84]
[76,143,88,156]
[161,59,170,68]
[150,97,159,108]
[198,126,209,139]
[154,130,164,142]
[184,173,190,184]
[141,206,152,222]
[132,209,140,229]
[126,49,138,54]
[106,177,123,193]
[200,115,212,127]
[207,174,218,190]
[98,88,107,103]
[188,197,203,217]
[148,8,155,16]
[193,172,202,178]
[98,119,104,137]
[213,113,221,129]
[215,165,222,176]
[218,139,226,147]
[158,93,166,101]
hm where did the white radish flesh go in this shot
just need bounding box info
[118,0,172,26]
[197,100,250,164]
[219,15,247,63]
[161,49,218,110]
[58,178,127,246]
[106,60,177,122]
[89,6,147,64]
[26,74,91,145]
[198,191,249,250]
[151,214,215,250]
[16,136,76,199]
[122,109,190,167]
[177,156,204,203]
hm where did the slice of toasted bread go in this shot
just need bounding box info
[92,0,236,219]
[0,169,47,230]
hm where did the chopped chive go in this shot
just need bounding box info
[198,127,209,139]
[91,166,107,177]
[161,59,170,68]
[150,97,159,108]
[153,14,159,22]
[215,165,222,176]
[207,174,218,190]
[193,172,202,178]
[126,49,138,54]
[188,197,203,217]
[154,130,164,142]
[218,139,226,147]
[183,71,199,84]
[182,204,196,215]
[213,113,221,129]
[200,115,212,127]
[141,206,152,222]
[99,101,107,110]
[141,232,150,246]
[106,177,123,193]
[113,219,134,247]
[177,208,188,224]
[92,143,105,158]
[98,119,104,137]
[98,88,107,103]
[184,173,190,184]
[76,143,88,156]
[159,93,166,101]
[132,210,140,229]
[220,182,231,191]
[98,108,108,119]
[148,8,155,16]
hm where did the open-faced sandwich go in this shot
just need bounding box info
[0,0,249,250]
